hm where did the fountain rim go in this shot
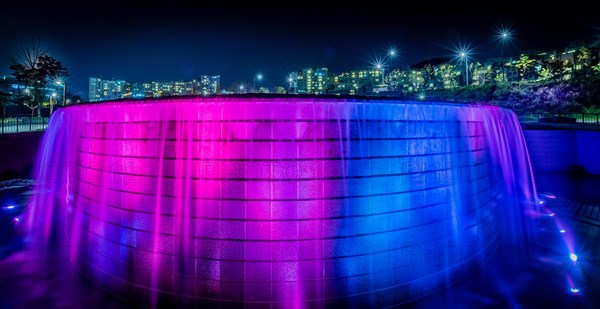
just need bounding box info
[60,94,500,109]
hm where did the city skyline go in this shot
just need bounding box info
[1,3,599,97]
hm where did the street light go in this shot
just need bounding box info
[56,81,67,105]
[50,92,57,115]
[495,26,514,83]
[386,47,398,59]
[450,41,473,87]
[383,46,399,87]
[253,73,263,93]
[239,84,245,94]
[376,63,385,84]
[371,58,387,86]
[459,52,469,86]
[287,74,296,94]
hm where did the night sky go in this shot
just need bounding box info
[1,2,598,97]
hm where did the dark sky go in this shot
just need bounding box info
[1,1,598,97]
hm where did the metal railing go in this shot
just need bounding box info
[519,113,600,131]
[1,113,599,134]
[1,115,49,134]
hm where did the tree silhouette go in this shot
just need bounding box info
[8,40,69,116]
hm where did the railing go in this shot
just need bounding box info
[518,113,600,131]
[2,113,599,134]
[0,115,49,134]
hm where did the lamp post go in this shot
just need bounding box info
[287,75,296,94]
[239,85,245,94]
[459,52,469,86]
[376,63,385,85]
[253,73,263,93]
[56,81,67,105]
[496,27,513,83]
[50,92,57,115]
[384,47,398,88]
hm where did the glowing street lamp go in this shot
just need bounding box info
[56,80,67,105]
[371,58,387,85]
[50,92,57,115]
[387,47,398,59]
[453,46,472,87]
[377,63,385,85]
[287,74,296,94]
[253,73,263,92]
[460,52,469,86]
[239,84,245,94]
[495,26,515,83]
[450,41,473,87]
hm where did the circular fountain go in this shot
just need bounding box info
[28,96,536,307]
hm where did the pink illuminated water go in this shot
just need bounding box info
[26,96,538,307]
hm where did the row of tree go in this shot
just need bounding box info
[424,74,600,114]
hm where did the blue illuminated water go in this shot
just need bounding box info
[22,97,541,307]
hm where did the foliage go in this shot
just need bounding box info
[515,54,537,80]
[8,40,69,116]
[423,76,600,114]
[538,68,554,81]
[576,47,592,77]
[593,62,600,75]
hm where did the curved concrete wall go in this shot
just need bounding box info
[524,130,600,175]
[29,97,535,307]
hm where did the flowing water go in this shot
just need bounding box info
[25,96,538,307]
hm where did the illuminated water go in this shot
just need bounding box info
[26,96,538,307]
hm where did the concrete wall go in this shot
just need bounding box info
[32,99,527,307]
[0,132,44,179]
[524,130,600,175]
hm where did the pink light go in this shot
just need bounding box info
[26,97,539,307]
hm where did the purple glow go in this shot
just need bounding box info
[26,97,538,307]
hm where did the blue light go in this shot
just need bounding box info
[570,253,577,262]
[571,288,579,294]
[549,213,555,217]
[539,200,544,205]
[2,205,16,210]
[559,229,566,233]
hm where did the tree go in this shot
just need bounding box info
[471,62,492,86]
[592,62,600,76]
[515,54,537,80]
[421,64,435,89]
[576,47,591,77]
[8,40,69,116]
[537,67,554,81]
[435,64,459,89]
[23,96,39,118]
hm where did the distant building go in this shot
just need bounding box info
[329,69,382,95]
[88,76,220,101]
[88,77,101,101]
[296,68,328,94]
[200,76,220,95]
[88,77,127,101]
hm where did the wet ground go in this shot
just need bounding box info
[1,175,599,308]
